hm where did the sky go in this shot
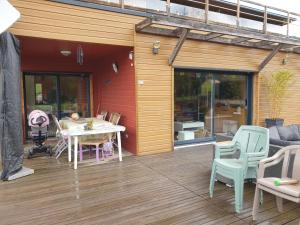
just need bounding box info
[250,0,300,13]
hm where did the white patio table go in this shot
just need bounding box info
[60,118,126,169]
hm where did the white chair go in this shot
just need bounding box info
[52,115,68,159]
[252,145,300,220]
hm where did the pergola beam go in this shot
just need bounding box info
[231,37,249,44]
[258,44,283,72]
[141,26,275,51]
[148,15,300,47]
[204,33,223,40]
[135,18,152,32]
[169,28,189,65]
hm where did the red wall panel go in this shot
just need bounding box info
[93,48,136,154]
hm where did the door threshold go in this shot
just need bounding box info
[174,141,215,150]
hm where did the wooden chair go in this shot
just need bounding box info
[252,145,300,221]
[209,125,269,213]
[109,112,121,125]
[97,110,108,120]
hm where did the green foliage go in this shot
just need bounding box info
[263,70,294,119]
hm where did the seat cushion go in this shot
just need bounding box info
[277,125,300,141]
[258,177,300,198]
[214,158,244,169]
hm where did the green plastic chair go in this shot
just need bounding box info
[209,125,269,213]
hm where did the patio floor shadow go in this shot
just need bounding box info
[0,145,299,225]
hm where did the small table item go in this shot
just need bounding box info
[274,179,299,186]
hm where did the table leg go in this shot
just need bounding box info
[117,131,122,162]
[74,136,78,169]
[68,136,72,162]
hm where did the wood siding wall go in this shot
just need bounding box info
[10,0,139,46]
[10,0,300,155]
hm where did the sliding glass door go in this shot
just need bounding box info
[174,69,252,145]
[24,73,90,137]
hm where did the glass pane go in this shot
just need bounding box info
[267,9,289,35]
[170,2,204,20]
[214,74,248,137]
[239,1,264,31]
[174,71,213,142]
[289,14,300,38]
[25,75,58,137]
[59,76,90,118]
[124,0,166,13]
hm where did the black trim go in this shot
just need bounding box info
[175,136,216,146]
[247,73,253,125]
[175,66,255,75]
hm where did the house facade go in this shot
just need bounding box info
[9,0,300,155]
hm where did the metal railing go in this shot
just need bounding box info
[79,0,300,38]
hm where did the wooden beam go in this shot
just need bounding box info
[204,33,223,40]
[205,0,209,23]
[258,44,283,72]
[169,28,189,65]
[236,0,240,27]
[287,12,290,36]
[231,37,249,44]
[263,6,267,34]
[167,0,170,16]
[148,15,300,47]
[135,18,152,32]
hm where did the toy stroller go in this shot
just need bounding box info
[28,110,52,158]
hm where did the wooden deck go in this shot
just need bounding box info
[0,146,299,225]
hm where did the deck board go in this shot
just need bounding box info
[0,145,299,224]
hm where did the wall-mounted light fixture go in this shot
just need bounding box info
[282,53,289,65]
[60,50,71,56]
[77,45,84,65]
[112,62,119,74]
[129,51,134,60]
[153,40,160,54]
[129,51,134,67]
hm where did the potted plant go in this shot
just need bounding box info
[263,70,294,127]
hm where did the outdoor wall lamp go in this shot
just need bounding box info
[282,53,289,65]
[60,50,71,56]
[112,62,119,74]
[129,51,134,67]
[153,40,160,54]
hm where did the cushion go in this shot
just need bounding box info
[258,177,300,198]
[269,126,280,140]
[277,125,300,141]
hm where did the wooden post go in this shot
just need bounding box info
[287,12,290,37]
[263,6,267,34]
[236,0,240,28]
[205,0,209,24]
[120,0,124,9]
[167,0,170,16]
[169,28,189,65]
[258,44,282,72]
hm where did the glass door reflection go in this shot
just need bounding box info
[174,71,213,143]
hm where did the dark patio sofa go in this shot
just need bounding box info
[265,124,300,177]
